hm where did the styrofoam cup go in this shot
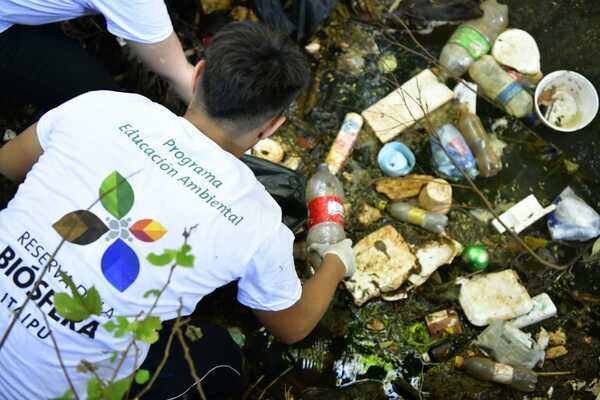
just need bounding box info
[534,70,599,132]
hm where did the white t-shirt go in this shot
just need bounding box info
[0,0,173,43]
[0,91,302,399]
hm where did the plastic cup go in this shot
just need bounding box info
[534,70,599,133]
[377,142,415,176]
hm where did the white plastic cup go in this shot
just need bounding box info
[534,70,599,132]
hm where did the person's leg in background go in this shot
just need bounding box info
[132,320,243,399]
[0,24,119,112]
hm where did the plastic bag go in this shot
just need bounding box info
[431,124,479,181]
[547,186,600,241]
[242,154,307,232]
[251,0,338,42]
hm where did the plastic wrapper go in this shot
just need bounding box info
[547,186,600,241]
[242,154,307,232]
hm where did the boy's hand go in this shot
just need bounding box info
[309,239,356,278]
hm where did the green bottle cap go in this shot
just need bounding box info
[462,245,489,270]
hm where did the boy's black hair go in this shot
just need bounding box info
[197,21,310,131]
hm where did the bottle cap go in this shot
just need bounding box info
[377,142,415,177]
[462,245,489,270]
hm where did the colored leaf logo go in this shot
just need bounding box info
[101,238,140,292]
[129,219,167,242]
[100,171,134,219]
[53,210,109,245]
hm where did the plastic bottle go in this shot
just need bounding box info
[306,164,346,268]
[469,55,533,118]
[431,124,479,181]
[456,357,537,392]
[388,202,448,234]
[325,113,364,175]
[458,106,502,177]
[438,0,509,81]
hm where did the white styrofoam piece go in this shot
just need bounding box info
[458,270,533,327]
[492,194,556,234]
[492,29,541,75]
[362,69,455,143]
[509,293,557,329]
[454,81,478,114]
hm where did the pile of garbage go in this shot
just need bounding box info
[248,0,600,396]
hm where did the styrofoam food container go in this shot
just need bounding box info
[534,70,599,132]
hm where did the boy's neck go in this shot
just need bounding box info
[183,109,246,158]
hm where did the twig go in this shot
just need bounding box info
[257,366,294,400]
[134,314,189,398]
[242,375,265,400]
[175,316,207,400]
[535,371,576,376]
[36,304,80,400]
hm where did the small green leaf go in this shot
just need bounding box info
[114,316,131,338]
[134,316,162,344]
[105,376,132,400]
[87,377,103,400]
[134,369,150,385]
[592,237,600,256]
[176,244,194,267]
[54,293,91,322]
[103,320,117,333]
[109,351,119,364]
[51,388,75,400]
[175,253,194,268]
[147,250,177,266]
[143,289,161,298]
[83,287,102,316]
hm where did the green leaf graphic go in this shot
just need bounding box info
[99,171,134,219]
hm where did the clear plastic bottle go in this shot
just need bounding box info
[306,164,346,268]
[388,202,448,234]
[458,106,502,177]
[469,55,533,118]
[438,0,509,81]
[457,357,537,392]
[431,124,479,181]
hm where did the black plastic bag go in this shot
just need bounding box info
[242,154,307,232]
[396,0,482,21]
[251,0,338,42]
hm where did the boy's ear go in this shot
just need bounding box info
[258,115,286,140]
[191,60,207,95]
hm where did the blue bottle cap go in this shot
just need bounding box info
[378,142,416,177]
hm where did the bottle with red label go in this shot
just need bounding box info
[306,164,346,268]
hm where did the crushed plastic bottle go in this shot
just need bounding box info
[438,0,509,81]
[388,202,448,234]
[469,55,533,118]
[431,124,479,181]
[475,320,545,369]
[458,106,502,177]
[306,164,346,268]
[455,356,537,392]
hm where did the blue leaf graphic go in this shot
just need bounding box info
[101,239,140,292]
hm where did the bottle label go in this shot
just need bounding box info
[493,363,514,384]
[308,195,344,228]
[407,207,427,226]
[449,26,491,60]
[496,81,525,105]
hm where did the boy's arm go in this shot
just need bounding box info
[127,32,196,104]
[253,241,354,344]
[0,123,43,182]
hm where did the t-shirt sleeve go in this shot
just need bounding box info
[94,0,173,44]
[237,223,302,312]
